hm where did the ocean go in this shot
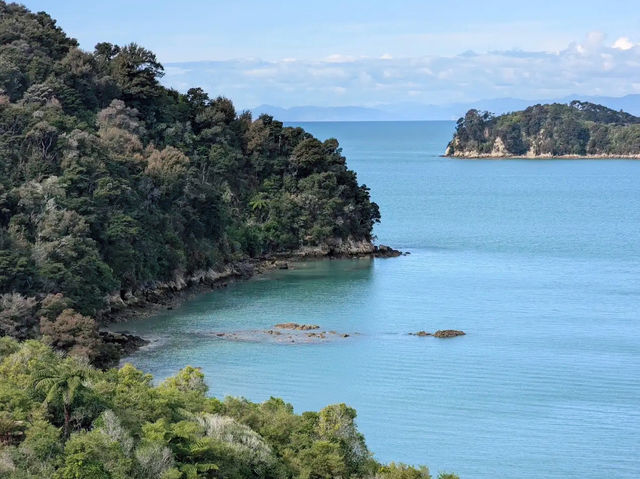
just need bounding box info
[117,121,640,479]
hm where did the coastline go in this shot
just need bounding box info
[100,241,403,356]
[444,153,640,159]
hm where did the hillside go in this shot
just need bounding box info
[445,101,640,158]
[0,2,381,366]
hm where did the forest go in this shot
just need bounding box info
[446,101,640,157]
[0,2,380,366]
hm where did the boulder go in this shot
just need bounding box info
[409,331,432,337]
[374,244,403,257]
[433,329,465,338]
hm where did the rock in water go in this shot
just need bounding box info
[374,244,403,257]
[433,330,465,338]
[409,331,432,337]
[274,322,320,330]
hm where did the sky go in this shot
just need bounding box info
[22,1,640,109]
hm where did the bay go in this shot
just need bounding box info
[118,121,640,479]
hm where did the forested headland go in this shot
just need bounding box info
[0,3,457,478]
[446,101,640,158]
[0,2,382,366]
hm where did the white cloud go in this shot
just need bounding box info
[162,34,640,108]
[613,37,634,50]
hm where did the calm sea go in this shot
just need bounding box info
[118,121,640,479]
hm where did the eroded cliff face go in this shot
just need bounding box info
[293,238,376,257]
[447,135,640,158]
[446,136,510,158]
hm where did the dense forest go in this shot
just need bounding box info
[446,101,640,157]
[0,2,381,365]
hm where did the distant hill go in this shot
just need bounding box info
[251,95,640,122]
[445,101,640,158]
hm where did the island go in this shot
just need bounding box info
[445,101,640,158]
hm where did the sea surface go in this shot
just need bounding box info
[118,121,640,479]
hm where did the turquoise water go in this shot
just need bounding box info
[119,122,640,479]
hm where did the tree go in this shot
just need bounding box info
[33,359,91,437]
[378,463,432,479]
[39,308,103,361]
[0,293,37,339]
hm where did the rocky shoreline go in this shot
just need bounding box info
[446,152,640,159]
[101,241,404,357]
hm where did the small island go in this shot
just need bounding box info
[445,101,640,158]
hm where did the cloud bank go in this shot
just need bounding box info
[162,34,640,110]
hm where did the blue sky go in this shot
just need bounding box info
[22,1,640,108]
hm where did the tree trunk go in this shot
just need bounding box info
[63,404,70,438]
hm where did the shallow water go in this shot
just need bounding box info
[119,121,640,479]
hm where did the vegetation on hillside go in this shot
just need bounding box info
[446,101,640,157]
[0,2,380,364]
[0,338,458,479]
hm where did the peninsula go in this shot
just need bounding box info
[0,4,449,479]
[445,101,640,158]
[0,2,387,367]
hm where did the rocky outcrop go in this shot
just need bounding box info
[212,327,353,344]
[274,323,320,330]
[374,244,403,257]
[409,329,466,338]
[433,329,466,338]
[292,238,375,257]
[99,331,149,357]
[290,238,404,258]
[409,331,432,337]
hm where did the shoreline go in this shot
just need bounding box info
[101,243,404,357]
[443,153,640,159]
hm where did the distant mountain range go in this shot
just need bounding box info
[251,94,640,122]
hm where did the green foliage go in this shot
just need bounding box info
[0,1,380,364]
[0,341,453,478]
[436,473,460,479]
[378,462,432,479]
[448,101,640,157]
